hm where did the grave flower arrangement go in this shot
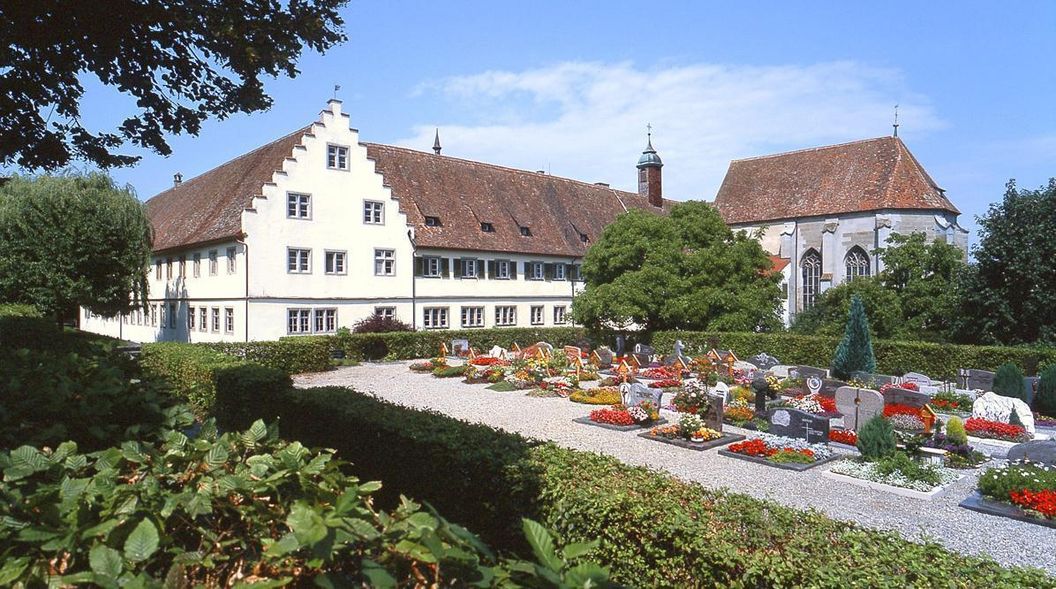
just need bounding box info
[672,380,710,414]
[882,403,923,418]
[964,418,1032,442]
[641,366,681,380]
[410,357,446,372]
[786,393,838,416]
[540,375,578,397]
[1036,414,1056,428]
[829,429,858,445]
[469,356,509,367]
[569,387,622,405]
[727,434,830,464]
[830,451,958,492]
[888,413,926,432]
[647,414,721,441]
[921,433,987,469]
[879,382,919,395]
[930,391,973,413]
[648,378,683,390]
[589,406,635,426]
[977,460,1056,519]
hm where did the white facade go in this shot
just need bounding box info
[82,101,584,342]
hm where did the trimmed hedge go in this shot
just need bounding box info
[205,338,331,374]
[213,363,292,430]
[0,302,41,318]
[139,342,243,415]
[290,326,588,361]
[218,384,1053,587]
[652,330,1056,378]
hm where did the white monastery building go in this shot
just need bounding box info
[82,99,672,342]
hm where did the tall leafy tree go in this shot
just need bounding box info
[0,0,346,170]
[956,179,1056,345]
[572,201,782,332]
[0,174,152,323]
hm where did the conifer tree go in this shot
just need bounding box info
[1036,365,1056,416]
[831,294,877,380]
[992,362,1026,402]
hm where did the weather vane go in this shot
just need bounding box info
[333,84,341,100]
[893,104,899,137]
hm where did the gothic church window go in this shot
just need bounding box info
[801,249,822,310]
[845,246,871,280]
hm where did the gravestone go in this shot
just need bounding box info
[884,387,931,409]
[673,340,689,363]
[767,407,830,443]
[806,375,823,396]
[749,352,782,371]
[902,372,933,387]
[620,382,662,409]
[450,339,470,356]
[770,365,792,378]
[961,368,996,392]
[700,393,726,432]
[1007,440,1056,465]
[632,352,652,368]
[835,386,885,431]
[793,366,828,380]
[712,381,731,404]
[488,345,508,359]
[634,343,655,356]
[819,379,849,398]
[563,345,582,364]
[973,392,1035,435]
[533,341,554,354]
[851,371,898,387]
[595,346,614,367]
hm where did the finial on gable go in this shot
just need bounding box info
[433,128,442,155]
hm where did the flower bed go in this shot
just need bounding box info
[719,434,836,471]
[965,417,1032,443]
[931,391,973,414]
[590,407,635,426]
[880,382,919,394]
[962,460,1056,528]
[785,393,837,416]
[648,378,682,389]
[469,356,509,367]
[640,366,681,380]
[882,403,922,418]
[1035,414,1056,428]
[829,452,959,494]
[639,414,743,451]
[922,433,987,469]
[410,358,445,372]
[829,429,858,445]
[569,387,622,405]
[575,403,665,431]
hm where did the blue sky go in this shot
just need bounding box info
[66,2,1056,245]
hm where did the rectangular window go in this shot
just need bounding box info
[227,247,236,273]
[363,201,384,224]
[325,250,347,275]
[193,253,201,278]
[461,306,484,328]
[423,307,449,329]
[313,308,337,333]
[151,304,158,326]
[286,192,311,219]
[209,250,218,275]
[178,256,186,277]
[423,255,441,278]
[461,258,478,278]
[553,305,567,325]
[527,262,544,280]
[211,307,220,332]
[168,303,177,328]
[553,263,566,281]
[375,306,396,321]
[495,305,517,326]
[327,144,349,170]
[530,305,544,325]
[495,260,511,279]
[188,306,195,330]
[199,307,207,332]
[224,307,234,334]
[374,249,395,276]
[155,260,162,280]
[166,258,173,280]
[287,309,308,334]
[287,248,311,273]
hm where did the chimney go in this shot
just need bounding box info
[636,131,663,207]
[173,172,183,187]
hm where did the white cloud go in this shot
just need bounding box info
[398,61,944,200]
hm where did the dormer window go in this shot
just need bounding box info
[520,226,532,237]
[425,216,442,227]
[579,232,589,243]
[480,222,494,233]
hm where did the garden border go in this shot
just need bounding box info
[822,469,963,500]
[959,491,1056,530]
[572,416,667,432]
[639,432,744,451]
[717,449,842,472]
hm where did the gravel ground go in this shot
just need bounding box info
[294,361,1056,574]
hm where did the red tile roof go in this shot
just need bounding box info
[144,126,673,256]
[767,255,790,274]
[714,137,959,225]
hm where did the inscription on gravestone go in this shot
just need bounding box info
[768,408,830,443]
[621,382,662,409]
[885,387,930,409]
[961,368,996,392]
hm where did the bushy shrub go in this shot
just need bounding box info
[0,302,41,317]
[206,338,331,374]
[856,415,896,461]
[352,310,413,333]
[993,362,1026,401]
[945,416,968,445]
[1036,364,1056,415]
[306,326,588,361]
[139,342,242,415]
[213,363,292,430]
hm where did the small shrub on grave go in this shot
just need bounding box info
[433,364,469,378]
[1036,364,1056,415]
[945,416,968,445]
[856,415,896,461]
[993,362,1026,401]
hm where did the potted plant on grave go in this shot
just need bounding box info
[681,414,706,442]
[673,380,709,414]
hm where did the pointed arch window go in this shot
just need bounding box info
[801,249,822,310]
[845,246,871,280]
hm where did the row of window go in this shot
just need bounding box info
[416,257,580,281]
[800,246,872,310]
[423,305,568,330]
[155,247,236,281]
[113,303,234,334]
[286,248,394,275]
[287,192,386,225]
[287,308,338,334]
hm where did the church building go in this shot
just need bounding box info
[713,136,968,324]
[81,99,672,342]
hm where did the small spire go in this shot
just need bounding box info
[645,123,655,151]
[333,84,341,100]
[433,128,442,155]
[892,104,899,138]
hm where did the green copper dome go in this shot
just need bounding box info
[637,136,663,168]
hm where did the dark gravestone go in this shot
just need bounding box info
[961,368,995,392]
[632,352,652,367]
[1007,440,1056,465]
[767,408,830,444]
[595,346,614,367]
[749,352,782,371]
[752,374,769,414]
[819,379,849,398]
[634,343,655,356]
[793,366,828,380]
[701,394,725,432]
[884,387,930,409]
[851,372,897,387]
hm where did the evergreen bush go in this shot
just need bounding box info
[992,362,1026,401]
[856,415,896,461]
[945,416,968,445]
[831,294,877,380]
[1036,364,1056,415]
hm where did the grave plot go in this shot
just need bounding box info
[960,441,1056,528]
[574,404,666,432]
[639,397,742,450]
[719,434,839,471]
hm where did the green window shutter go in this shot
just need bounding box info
[509,261,518,279]
[454,258,463,279]
[544,263,553,281]
[440,258,450,278]
[414,257,423,277]
[488,260,496,279]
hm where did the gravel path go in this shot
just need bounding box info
[295,361,1056,574]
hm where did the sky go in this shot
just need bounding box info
[48,2,1056,246]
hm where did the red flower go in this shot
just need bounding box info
[883,403,922,418]
[589,407,635,426]
[1010,489,1056,519]
[829,429,858,445]
[728,438,776,457]
[648,378,682,389]
[965,417,1027,441]
[470,356,509,367]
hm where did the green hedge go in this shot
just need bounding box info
[290,327,588,361]
[213,363,292,430]
[218,384,1052,587]
[652,330,1056,378]
[205,338,332,374]
[139,342,243,415]
[0,302,41,318]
